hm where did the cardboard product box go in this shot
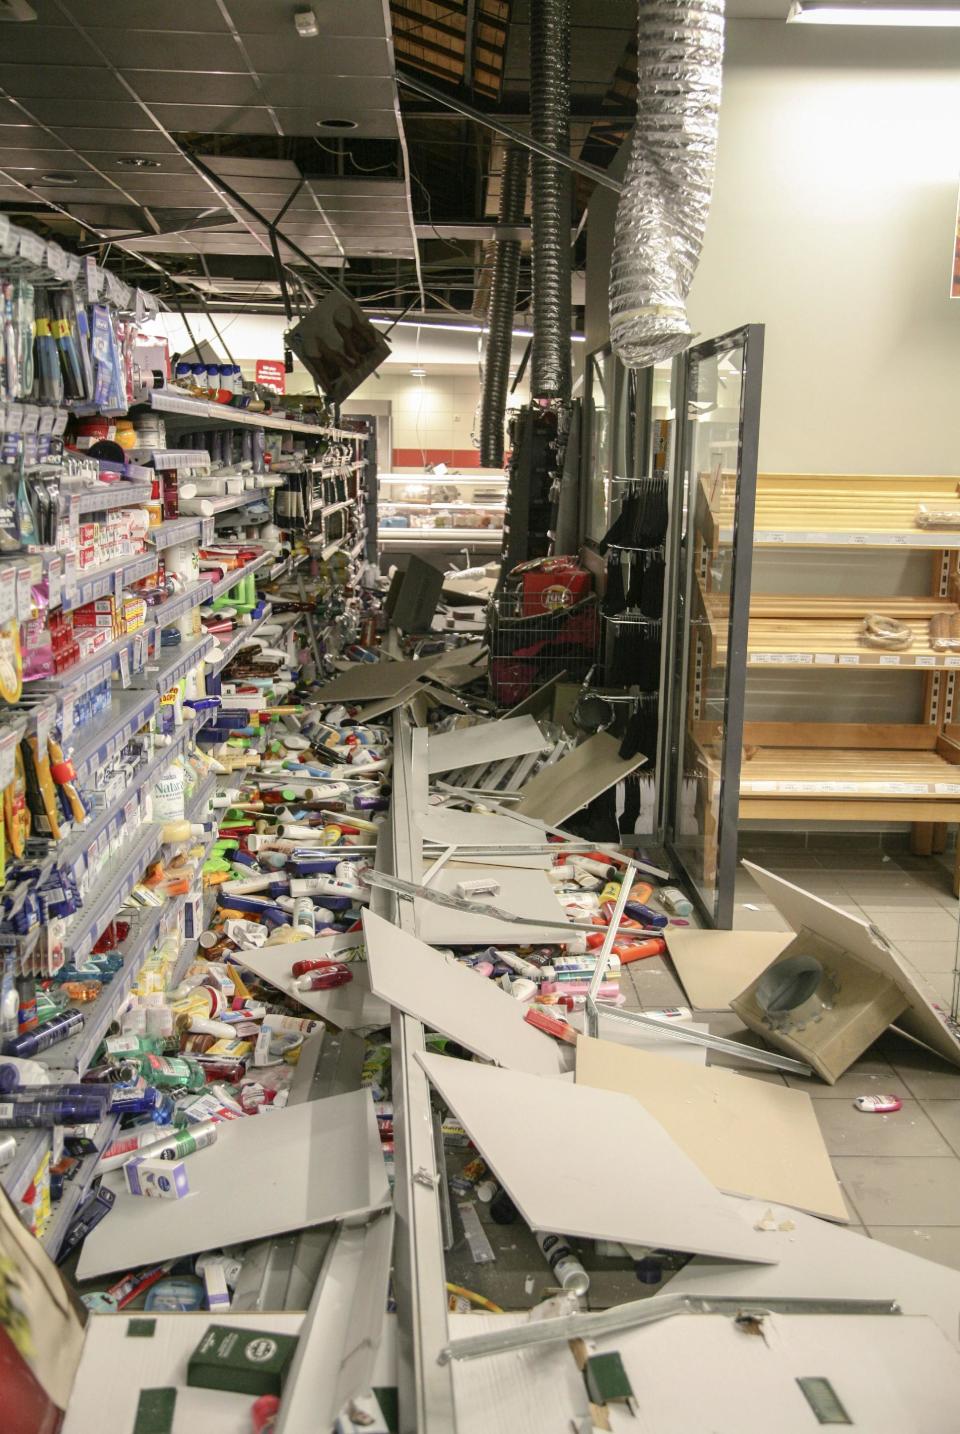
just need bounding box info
[187,1324,299,1397]
[124,1158,190,1200]
[508,556,593,617]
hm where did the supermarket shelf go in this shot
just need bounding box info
[150,580,213,629]
[58,715,207,886]
[382,501,506,512]
[66,480,152,514]
[206,550,274,602]
[128,449,211,470]
[60,821,164,965]
[30,628,150,695]
[347,531,368,560]
[1,1129,49,1204]
[379,528,501,551]
[145,389,343,438]
[738,746,960,800]
[378,473,506,486]
[39,1112,120,1260]
[206,603,274,676]
[185,770,217,825]
[181,487,271,518]
[59,551,159,611]
[316,499,352,518]
[132,634,215,692]
[69,688,160,782]
[148,515,212,549]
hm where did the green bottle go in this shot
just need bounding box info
[138,1052,206,1092]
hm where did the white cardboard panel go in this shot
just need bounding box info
[663,928,793,1010]
[417,1053,777,1264]
[363,910,563,1075]
[412,863,571,944]
[514,732,647,825]
[77,1091,389,1278]
[238,938,392,1029]
[743,861,960,1069]
[427,716,546,773]
[664,1194,960,1353]
[64,1313,306,1434]
[576,1035,847,1222]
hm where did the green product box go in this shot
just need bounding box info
[187,1324,299,1397]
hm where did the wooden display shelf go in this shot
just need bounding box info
[701,595,960,671]
[700,473,960,549]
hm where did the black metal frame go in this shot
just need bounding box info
[661,323,765,929]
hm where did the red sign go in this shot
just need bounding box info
[255,359,286,395]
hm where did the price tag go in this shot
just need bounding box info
[20,404,40,436]
[3,401,23,435]
[915,655,936,667]
[946,656,960,668]
[74,932,93,964]
[17,231,45,266]
[16,565,32,620]
[878,654,901,666]
[51,1126,64,1165]
[0,568,16,624]
[118,645,131,688]
[0,730,17,789]
[61,688,76,738]
[62,253,81,282]
[134,288,145,322]
[35,699,56,752]
[51,408,69,437]
[0,214,11,256]
[124,797,137,827]
[935,783,960,794]
[45,240,67,281]
[814,652,836,665]
[37,407,55,437]
[84,256,101,302]
[48,555,62,611]
[133,632,147,674]
[839,654,860,666]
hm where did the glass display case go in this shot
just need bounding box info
[377,471,505,559]
[662,324,765,926]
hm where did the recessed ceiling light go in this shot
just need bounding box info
[117,156,162,169]
[787,0,960,20]
[39,172,78,185]
[409,366,427,377]
[316,118,357,130]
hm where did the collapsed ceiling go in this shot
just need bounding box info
[0,0,644,324]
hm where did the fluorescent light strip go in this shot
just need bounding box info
[788,0,960,22]
[371,317,587,343]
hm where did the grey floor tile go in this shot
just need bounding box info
[832,1156,960,1225]
[732,906,791,932]
[785,1053,897,1099]
[867,1225,960,1271]
[860,907,958,941]
[919,1101,960,1158]
[891,940,959,974]
[848,882,952,909]
[887,1045,960,1100]
[813,1099,952,1158]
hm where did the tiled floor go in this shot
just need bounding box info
[629,841,960,1269]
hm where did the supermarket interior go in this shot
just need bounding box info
[0,1,959,1431]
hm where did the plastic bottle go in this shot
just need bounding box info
[153,764,185,824]
[535,1231,590,1296]
[98,1125,178,1173]
[139,1052,207,1091]
[292,898,315,935]
[3,1008,83,1057]
[0,1096,106,1127]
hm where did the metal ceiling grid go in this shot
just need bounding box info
[0,0,421,300]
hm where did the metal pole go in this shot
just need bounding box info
[396,72,623,195]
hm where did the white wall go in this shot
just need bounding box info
[588,21,960,475]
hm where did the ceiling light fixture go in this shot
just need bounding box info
[372,317,586,343]
[39,172,78,186]
[787,0,960,22]
[409,366,427,377]
[316,118,357,130]
[294,7,319,36]
[117,156,162,169]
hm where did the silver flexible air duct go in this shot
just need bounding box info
[530,0,572,400]
[479,145,528,467]
[609,0,724,368]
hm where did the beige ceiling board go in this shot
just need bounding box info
[237,939,391,1030]
[427,716,546,774]
[576,1036,847,1222]
[77,1091,389,1279]
[415,807,551,869]
[314,656,443,702]
[417,1053,778,1264]
[743,862,960,1070]
[664,928,793,1011]
[412,863,571,945]
[514,732,647,826]
[363,910,564,1076]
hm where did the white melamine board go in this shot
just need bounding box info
[362,910,563,1076]
[427,716,546,773]
[514,732,647,825]
[352,683,421,720]
[450,1313,590,1434]
[576,1036,846,1222]
[64,1313,306,1434]
[238,937,392,1029]
[744,861,960,1069]
[412,863,570,944]
[416,807,550,869]
[615,1314,960,1434]
[663,927,793,1010]
[315,655,441,702]
[664,1195,960,1352]
[416,1053,777,1263]
[77,1091,389,1278]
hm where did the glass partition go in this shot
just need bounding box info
[662,325,765,927]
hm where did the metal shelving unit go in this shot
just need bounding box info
[145,389,344,438]
[206,603,274,677]
[206,551,275,602]
[59,550,159,612]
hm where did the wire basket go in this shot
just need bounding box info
[487,589,599,706]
